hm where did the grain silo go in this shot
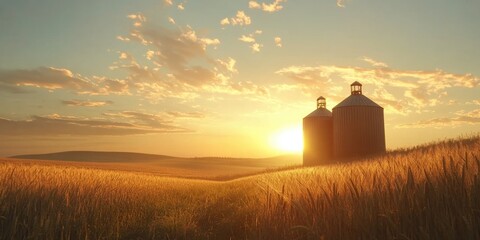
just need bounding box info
[332,81,385,160]
[303,96,333,166]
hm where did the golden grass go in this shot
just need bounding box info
[1,135,479,239]
[3,154,301,180]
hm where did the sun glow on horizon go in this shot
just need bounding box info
[270,125,303,153]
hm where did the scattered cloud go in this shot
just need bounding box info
[138,25,221,85]
[93,77,131,95]
[127,14,146,22]
[249,1,261,9]
[337,0,346,8]
[238,31,263,53]
[116,36,131,42]
[239,35,256,43]
[177,3,185,10]
[251,43,262,52]
[220,11,252,26]
[274,37,282,47]
[62,100,113,107]
[127,13,146,27]
[109,12,268,101]
[145,50,156,60]
[249,0,285,12]
[164,0,173,5]
[119,52,130,60]
[276,58,479,114]
[220,18,230,26]
[215,57,238,74]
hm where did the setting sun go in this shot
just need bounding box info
[271,126,303,153]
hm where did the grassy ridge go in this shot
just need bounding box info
[254,136,480,239]
[1,135,479,239]
[7,152,301,180]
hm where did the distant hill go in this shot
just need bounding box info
[9,151,302,179]
[12,151,179,163]
[11,151,301,166]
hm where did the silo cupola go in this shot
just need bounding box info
[351,81,362,95]
[317,96,326,109]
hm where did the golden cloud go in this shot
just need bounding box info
[276,59,479,114]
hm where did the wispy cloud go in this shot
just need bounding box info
[336,0,346,8]
[0,67,130,95]
[467,99,480,105]
[398,109,480,128]
[0,67,94,93]
[62,100,113,107]
[166,111,206,118]
[0,114,188,136]
[103,110,208,128]
[361,56,388,68]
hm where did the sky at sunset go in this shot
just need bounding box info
[0,0,479,157]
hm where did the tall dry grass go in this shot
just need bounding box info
[1,135,479,239]
[253,135,480,239]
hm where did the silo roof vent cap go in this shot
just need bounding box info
[351,81,362,95]
[317,96,326,109]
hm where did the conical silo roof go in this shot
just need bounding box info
[333,94,382,109]
[304,108,332,118]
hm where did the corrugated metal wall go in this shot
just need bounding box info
[333,106,385,160]
[303,117,333,165]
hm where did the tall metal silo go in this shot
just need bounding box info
[332,81,385,160]
[303,96,333,166]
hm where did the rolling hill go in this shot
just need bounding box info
[7,151,302,179]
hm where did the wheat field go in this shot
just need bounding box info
[1,135,479,239]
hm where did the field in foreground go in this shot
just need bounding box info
[1,135,480,239]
